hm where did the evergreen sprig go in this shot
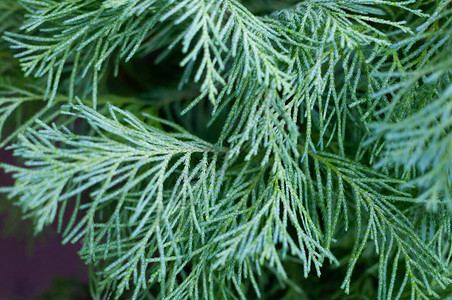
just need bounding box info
[0,0,451,299]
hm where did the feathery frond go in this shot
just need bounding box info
[1,0,451,298]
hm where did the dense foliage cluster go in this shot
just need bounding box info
[0,0,451,299]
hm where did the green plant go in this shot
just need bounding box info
[0,0,451,299]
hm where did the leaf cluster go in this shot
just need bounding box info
[0,0,451,299]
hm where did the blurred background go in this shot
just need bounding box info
[0,148,90,300]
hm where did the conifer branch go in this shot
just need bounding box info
[0,0,451,298]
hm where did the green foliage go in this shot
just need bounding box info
[0,0,451,299]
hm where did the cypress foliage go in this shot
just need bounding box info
[0,0,451,298]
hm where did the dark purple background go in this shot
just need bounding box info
[0,149,88,300]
